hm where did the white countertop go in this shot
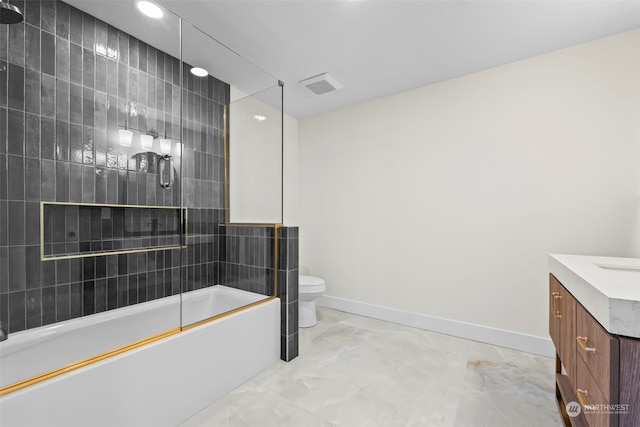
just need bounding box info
[549,254,640,339]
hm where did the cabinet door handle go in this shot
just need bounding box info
[576,388,593,410]
[576,336,596,353]
[552,292,562,318]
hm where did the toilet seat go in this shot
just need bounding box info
[299,275,326,293]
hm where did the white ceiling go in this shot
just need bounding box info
[68,1,640,119]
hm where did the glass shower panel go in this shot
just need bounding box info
[179,21,280,328]
[228,85,283,224]
[0,0,183,394]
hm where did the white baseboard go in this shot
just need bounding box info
[316,295,555,358]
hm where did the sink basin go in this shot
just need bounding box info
[595,263,640,273]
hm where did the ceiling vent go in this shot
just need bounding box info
[299,73,343,95]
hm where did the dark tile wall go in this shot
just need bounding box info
[278,226,299,361]
[220,225,275,296]
[0,0,228,334]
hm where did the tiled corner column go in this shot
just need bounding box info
[278,226,298,361]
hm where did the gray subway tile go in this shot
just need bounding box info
[69,6,82,45]
[95,54,106,92]
[0,61,6,108]
[56,284,71,321]
[25,289,42,329]
[24,157,40,201]
[7,108,24,155]
[55,1,70,40]
[69,41,82,84]
[82,48,94,89]
[9,246,26,292]
[25,23,40,71]
[55,36,69,81]
[69,123,82,163]
[40,30,55,76]
[55,161,69,202]
[7,154,24,200]
[8,201,24,246]
[25,1,40,27]
[24,202,39,245]
[25,68,40,114]
[25,245,41,289]
[70,82,82,125]
[81,12,94,50]
[7,63,24,110]
[8,21,25,67]
[41,1,56,34]
[69,162,82,202]
[55,78,70,122]
[40,73,55,118]
[40,158,55,201]
[42,286,55,324]
[8,290,26,332]
[56,120,70,161]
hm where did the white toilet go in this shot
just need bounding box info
[298,275,326,328]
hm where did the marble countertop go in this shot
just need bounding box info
[549,254,640,339]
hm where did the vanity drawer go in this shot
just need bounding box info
[575,302,619,403]
[576,355,616,427]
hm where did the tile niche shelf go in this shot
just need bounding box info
[40,202,187,261]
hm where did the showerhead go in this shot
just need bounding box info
[1,2,23,25]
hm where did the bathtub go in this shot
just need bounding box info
[0,285,280,427]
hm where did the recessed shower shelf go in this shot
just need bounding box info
[40,202,187,261]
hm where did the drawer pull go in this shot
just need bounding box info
[576,388,594,411]
[576,336,596,353]
[552,292,562,318]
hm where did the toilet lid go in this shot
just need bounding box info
[299,275,325,287]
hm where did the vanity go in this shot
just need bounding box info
[549,254,640,427]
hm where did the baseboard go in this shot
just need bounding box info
[316,295,555,358]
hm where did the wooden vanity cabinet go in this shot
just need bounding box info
[549,274,640,427]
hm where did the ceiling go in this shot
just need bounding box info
[67,1,640,119]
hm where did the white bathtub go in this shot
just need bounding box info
[0,285,280,427]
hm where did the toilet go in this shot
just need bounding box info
[298,275,326,328]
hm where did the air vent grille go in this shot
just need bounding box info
[299,73,343,95]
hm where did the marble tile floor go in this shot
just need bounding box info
[179,307,563,427]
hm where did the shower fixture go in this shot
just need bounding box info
[0,1,23,25]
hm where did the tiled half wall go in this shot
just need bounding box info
[221,225,299,361]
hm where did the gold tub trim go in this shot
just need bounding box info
[0,326,181,396]
[181,296,277,331]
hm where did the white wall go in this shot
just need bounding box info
[298,30,640,343]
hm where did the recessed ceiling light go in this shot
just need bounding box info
[190,67,208,77]
[137,1,163,19]
[254,115,267,122]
